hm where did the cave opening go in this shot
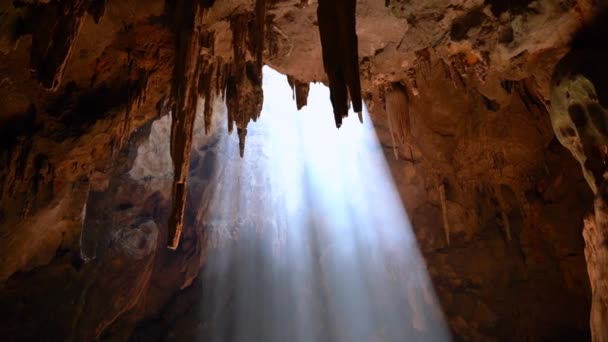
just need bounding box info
[190,66,450,341]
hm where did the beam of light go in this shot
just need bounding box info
[197,66,451,342]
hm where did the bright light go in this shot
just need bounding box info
[198,66,450,341]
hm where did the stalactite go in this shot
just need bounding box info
[316,0,362,128]
[166,0,207,249]
[253,0,266,72]
[225,13,250,132]
[237,128,247,157]
[287,75,310,110]
[118,69,150,151]
[294,80,310,110]
[200,68,214,134]
[287,75,295,95]
[225,2,265,155]
[196,31,217,134]
[385,82,411,145]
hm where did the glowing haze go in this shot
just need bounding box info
[197,67,451,342]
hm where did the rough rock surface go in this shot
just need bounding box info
[0,0,606,340]
[584,179,608,342]
[550,10,608,341]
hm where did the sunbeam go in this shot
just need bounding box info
[198,66,451,342]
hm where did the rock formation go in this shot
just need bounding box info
[550,9,608,341]
[317,0,362,127]
[0,0,607,340]
[287,75,310,110]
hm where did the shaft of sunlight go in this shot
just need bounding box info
[199,66,451,342]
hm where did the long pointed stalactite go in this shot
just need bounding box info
[167,0,207,249]
[316,0,362,128]
[225,2,266,157]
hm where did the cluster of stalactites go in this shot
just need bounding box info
[225,8,266,158]
[167,0,369,248]
[167,0,266,248]
[316,0,362,128]
[199,2,268,157]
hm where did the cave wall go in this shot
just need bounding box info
[0,0,605,340]
[371,57,592,340]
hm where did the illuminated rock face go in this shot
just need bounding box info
[0,0,606,340]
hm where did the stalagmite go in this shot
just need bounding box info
[316,0,362,128]
[438,182,450,246]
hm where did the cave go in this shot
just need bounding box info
[1,0,608,341]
